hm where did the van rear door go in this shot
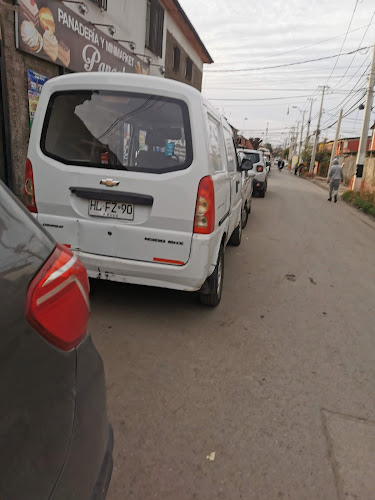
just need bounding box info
[34,90,196,266]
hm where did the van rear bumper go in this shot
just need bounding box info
[76,233,221,292]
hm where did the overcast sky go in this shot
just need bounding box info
[180,0,375,146]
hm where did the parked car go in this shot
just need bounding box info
[237,149,268,197]
[0,180,113,499]
[24,73,248,306]
[263,151,272,172]
[239,157,256,228]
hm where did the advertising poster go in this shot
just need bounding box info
[27,69,49,127]
[18,0,149,75]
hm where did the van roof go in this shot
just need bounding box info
[40,72,227,131]
[237,149,262,154]
[42,72,203,100]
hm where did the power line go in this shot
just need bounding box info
[321,94,365,132]
[334,9,375,87]
[204,87,365,93]
[212,21,375,65]
[208,94,339,102]
[336,52,371,89]
[322,63,370,118]
[324,0,359,85]
[204,45,373,73]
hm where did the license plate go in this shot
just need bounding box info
[88,199,134,220]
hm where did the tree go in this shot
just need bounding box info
[264,142,273,153]
[315,150,331,176]
[249,137,262,150]
[283,147,289,159]
[273,146,283,157]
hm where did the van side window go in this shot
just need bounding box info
[207,115,224,173]
[223,127,237,172]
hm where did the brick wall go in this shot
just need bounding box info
[164,31,202,91]
[1,6,59,198]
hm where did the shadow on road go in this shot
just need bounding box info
[90,277,205,314]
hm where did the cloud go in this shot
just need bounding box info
[180,0,375,142]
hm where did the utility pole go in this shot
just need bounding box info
[309,86,327,174]
[288,127,294,162]
[295,121,300,163]
[327,108,343,178]
[298,110,306,160]
[352,44,375,191]
[305,98,314,150]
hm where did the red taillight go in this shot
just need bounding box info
[25,244,90,351]
[194,176,215,234]
[24,158,38,213]
[256,165,263,172]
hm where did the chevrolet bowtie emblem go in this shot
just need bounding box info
[100,179,120,187]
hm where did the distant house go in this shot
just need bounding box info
[336,137,372,156]
[319,136,373,157]
[371,122,375,154]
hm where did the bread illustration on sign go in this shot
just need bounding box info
[58,41,71,67]
[39,7,55,32]
[20,0,40,27]
[43,30,58,61]
[38,8,58,62]
[21,20,43,53]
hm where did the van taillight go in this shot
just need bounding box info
[256,165,264,172]
[25,244,90,351]
[194,176,215,234]
[24,158,37,213]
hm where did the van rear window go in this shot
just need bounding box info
[243,152,260,164]
[41,90,193,174]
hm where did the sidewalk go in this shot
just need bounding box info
[311,176,347,196]
[289,169,347,196]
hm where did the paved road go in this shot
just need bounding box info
[90,170,375,500]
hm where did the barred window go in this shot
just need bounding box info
[146,0,164,57]
[90,0,107,10]
[173,46,180,70]
[185,58,192,80]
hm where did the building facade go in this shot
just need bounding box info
[162,0,213,90]
[0,0,212,198]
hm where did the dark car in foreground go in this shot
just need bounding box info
[0,181,113,499]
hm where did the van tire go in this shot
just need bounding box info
[258,187,266,198]
[259,179,268,198]
[241,204,248,229]
[199,246,224,307]
[228,220,242,246]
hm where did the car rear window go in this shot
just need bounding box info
[41,90,193,174]
[244,152,260,163]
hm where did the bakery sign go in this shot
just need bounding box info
[16,0,150,75]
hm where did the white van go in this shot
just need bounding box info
[25,73,252,306]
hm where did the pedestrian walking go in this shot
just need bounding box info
[327,158,344,203]
[277,159,282,170]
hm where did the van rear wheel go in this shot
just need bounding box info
[199,245,224,307]
[241,204,248,229]
[228,219,242,246]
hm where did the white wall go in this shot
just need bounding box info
[64,0,164,77]
[164,11,203,71]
